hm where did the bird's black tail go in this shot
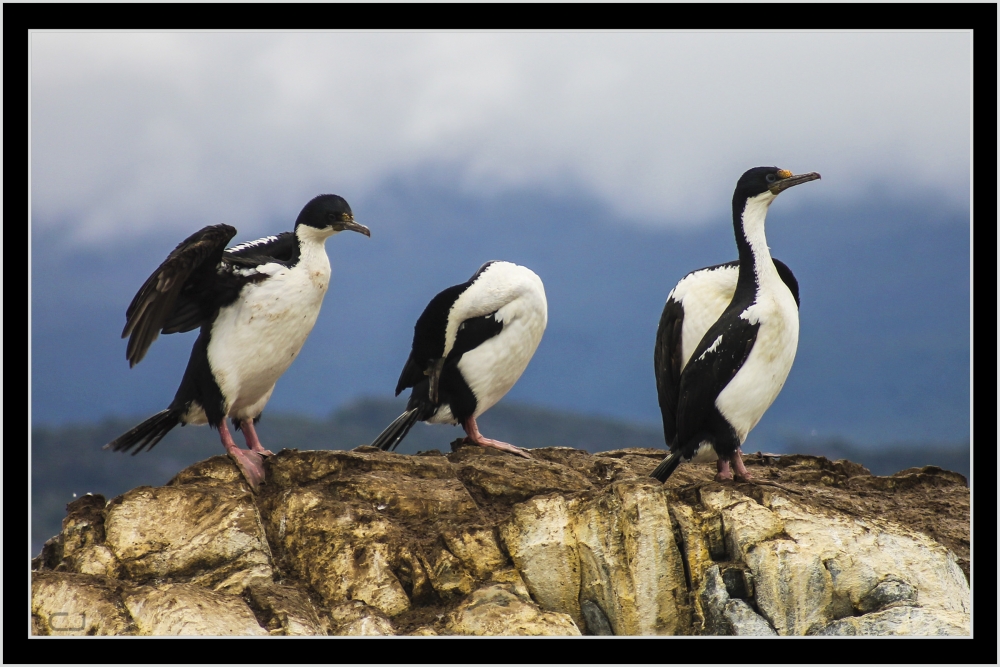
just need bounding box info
[650,449,684,483]
[104,409,181,455]
[370,408,421,452]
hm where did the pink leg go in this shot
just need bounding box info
[731,448,753,482]
[462,416,531,459]
[240,419,274,456]
[715,458,734,482]
[219,420,266,491]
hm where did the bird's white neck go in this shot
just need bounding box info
[294,225,335,274]
[739,192,782,292]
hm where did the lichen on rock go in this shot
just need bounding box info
[31,446,970,636]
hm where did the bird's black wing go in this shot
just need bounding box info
[654,260,740,447]
[122,224,237,367]
[771,258,800,309]
[449,312,505,358]
[654,296,685,447]
[159,232,300,336]
[673,310,759,455]
[394,283,467,396]
[224,232,299,264]
[394,263,504,399]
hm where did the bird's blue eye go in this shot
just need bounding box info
[766,174,777,183]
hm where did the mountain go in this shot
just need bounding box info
[30,181,970,446]
[30,398,968,555]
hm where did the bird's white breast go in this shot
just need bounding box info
[670,265,740,373]
[207,244,331,420]
[714,281,799,443]
[432,263,548,423]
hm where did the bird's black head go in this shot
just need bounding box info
[295,194,371,237]
[733,166,821,206]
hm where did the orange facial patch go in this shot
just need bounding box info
[777,169,793,179]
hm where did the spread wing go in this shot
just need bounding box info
[122,224,237,367]
[224,232,299,264]
[159,233,300,339]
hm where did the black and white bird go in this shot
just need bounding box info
[651,167,820,483]
[370,261,547,458]
[105,194,370,490]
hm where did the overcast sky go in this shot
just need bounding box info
[30,31,970,242]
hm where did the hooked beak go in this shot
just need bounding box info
[336,216,371,237]
[769,170,821,195]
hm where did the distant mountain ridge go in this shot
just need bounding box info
[31,398,969,555]
[31,183,970,446]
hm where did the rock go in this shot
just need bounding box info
[58,495,119,576]
[257,449,490,616]
[263,488,411,615]
[669,501,723,625]
[31,572,134,636]
[700,486,785,557]
[246,584,329,636]
[574,481,690,635]
[742,490,970,636]
[856,576,917,614]
[488,568,532,600]
[692,486,973,636]
[580,599,614,635]
[440,526,508,579]
[445,584,582,636]
[420,544,476,598]
[499,494,583,626]
[812,606,970,636]
[449,444,594,505]
[327,600,397,635]
[123,583,267,636]
[723,599,778,636]
[338,615,396,636]
[32,448,970,637]
[68,545,121,578]
[103,483,273,594]
[698,565,776,635]
[32,494,124,580]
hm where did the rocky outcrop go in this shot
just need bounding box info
[31,443,970,636]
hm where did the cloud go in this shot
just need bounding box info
[30,31,970,241]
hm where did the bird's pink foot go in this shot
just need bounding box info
[228,448,266,492]
[464,436,532,459]
[462,417,532,459]
[731,449,753,482]
[715,458,734,482]
[220,420,267,491]
[240,419,275,456]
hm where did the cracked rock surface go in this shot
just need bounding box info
[32,443,970,636]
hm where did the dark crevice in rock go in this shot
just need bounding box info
[580,599,614,635]
[241,589,277,633]
[720,565,750,600]
[672,519,694,593]
[707,514,728,561]
[32,534,64,571]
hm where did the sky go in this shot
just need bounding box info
[29,31,972,445]
[31,31,970,240]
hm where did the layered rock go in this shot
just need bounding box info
[32,443,970,636]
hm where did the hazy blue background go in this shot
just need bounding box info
[30,32,971,494]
